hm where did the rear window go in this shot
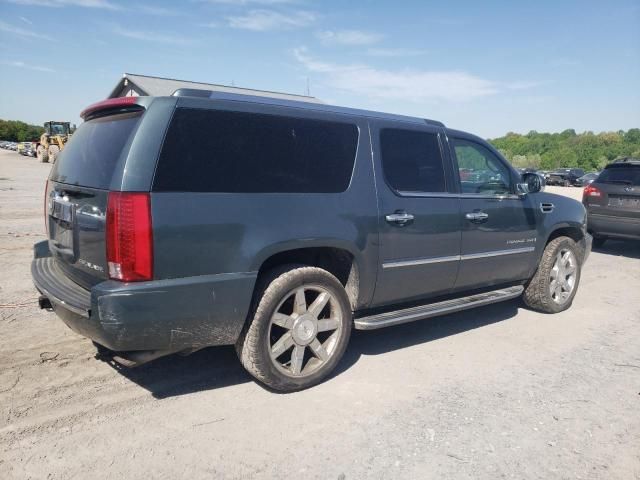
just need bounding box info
[597,166,640,186]
[154,108,359,193]
[50,111,142,189]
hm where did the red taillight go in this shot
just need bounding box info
[106,192,153,282]
[583,184,602,199]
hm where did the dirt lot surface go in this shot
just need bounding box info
[1,149,639,479]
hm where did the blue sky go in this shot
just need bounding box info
[0,0,638,137]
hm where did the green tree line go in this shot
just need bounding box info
[489,129,640,171]
[0,119,44,142]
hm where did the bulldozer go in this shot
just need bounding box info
[36,121,73,163]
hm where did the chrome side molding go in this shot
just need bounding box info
[460,246,534,260]
[382,254,460,269]
[382,247,534,269]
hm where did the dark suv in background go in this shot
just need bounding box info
[547,168,585,186]
[583,158,640,247]
[32,91,591,391]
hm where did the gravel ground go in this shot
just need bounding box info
[1,149,639,479]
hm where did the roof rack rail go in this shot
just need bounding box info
[612,157,640,163]
[424,119,445,127]
[172,88,212,98]
[170,87,446,128]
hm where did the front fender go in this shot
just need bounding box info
[530,191,589,269]
[538,192,587,241]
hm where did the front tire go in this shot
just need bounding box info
[37,145,48,163]
[48,145,60,164]
[523,236,582,313]
[237,265,352,392]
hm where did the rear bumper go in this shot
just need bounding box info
[32,242,257,352]
[587,213,640,241]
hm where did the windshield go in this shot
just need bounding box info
[50,112,142,189]
[50,124,68,135]
[597,166,640,186]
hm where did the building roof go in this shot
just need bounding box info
[109,73,323,104]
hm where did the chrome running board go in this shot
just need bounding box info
[354,286,524,330]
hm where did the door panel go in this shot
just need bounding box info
[455,196,538,290]
[449,137,538,291]
[370,122,461,307]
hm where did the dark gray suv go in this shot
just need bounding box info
[583,158,640,246]
[32,91,591,391]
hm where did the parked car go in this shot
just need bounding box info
[17,142,33,155]
[32,92,591,391]
[583,158,640,247]
[23,143,36,157]
[576,172,599,186]
[547,168,585,186]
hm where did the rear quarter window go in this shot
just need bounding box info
[50,111,142,189]
[154,108,359,193]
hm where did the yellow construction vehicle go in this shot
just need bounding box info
[36,121,73,163]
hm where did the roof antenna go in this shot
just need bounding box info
[305,77,310,96]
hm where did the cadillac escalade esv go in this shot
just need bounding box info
[32,91,591,391]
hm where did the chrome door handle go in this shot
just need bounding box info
[385,212,415,225]
[465,212,489,222]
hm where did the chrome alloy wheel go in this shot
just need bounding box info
[268,285,343,378]
[549,248,577,304]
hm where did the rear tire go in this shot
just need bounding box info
[523,236,582,313]
[236,265,352,392]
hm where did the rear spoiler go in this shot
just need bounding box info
[80,97,144,120]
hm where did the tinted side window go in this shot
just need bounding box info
[452,138,512,195]
[380,129,446,193]
[154,108,358,193]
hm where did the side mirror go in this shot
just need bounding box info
[517,172,544,196]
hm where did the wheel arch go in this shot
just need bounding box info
[545,223,585,245]
[541,222,589,264]
[251,241,363,310]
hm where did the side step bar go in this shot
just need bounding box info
[354,286,523,330]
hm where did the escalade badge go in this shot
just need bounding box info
[78,258,104,272]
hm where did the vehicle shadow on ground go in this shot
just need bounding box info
[592,240,640,259]
[111,299,520,398]
[108,345,250,399]
[334,299,520,377]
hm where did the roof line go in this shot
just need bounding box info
[123,72,318,100]
[173,89,445,127]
